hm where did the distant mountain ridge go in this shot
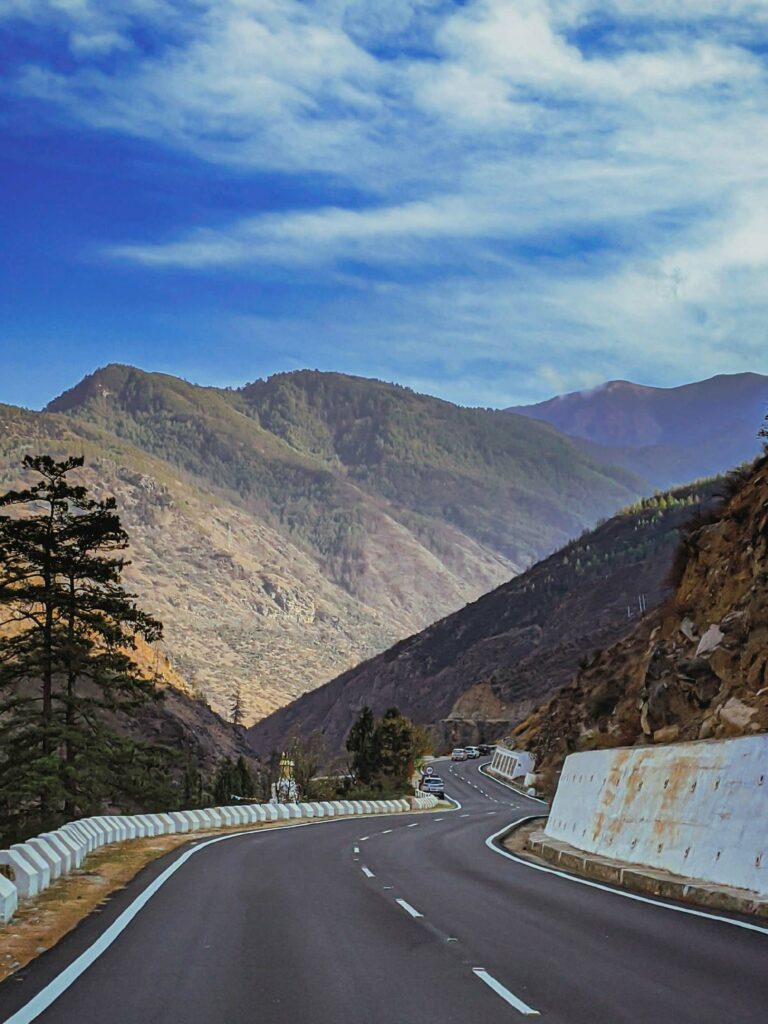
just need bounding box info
[0,362,642,724]
[509,373,768,488]
[3,362,762,731]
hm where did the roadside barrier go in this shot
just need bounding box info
[0,794,436,924]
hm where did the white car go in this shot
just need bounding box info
[420,775,445,798]
[464,746,480,759]
[451,747,468,761]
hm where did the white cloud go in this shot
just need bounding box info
[4,0,768,397]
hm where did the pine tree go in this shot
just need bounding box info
[0,455,167,843]
[372,707,429,791]
[229,683,246,728]
[213,757,237,804]
[235,755,255,799]
[346,705,376,785]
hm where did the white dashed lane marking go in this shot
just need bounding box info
[396,899,423,919]
[381,829,393,834]
[361,867,375,878]
[407,823,419,828]
[473,969,540,1016]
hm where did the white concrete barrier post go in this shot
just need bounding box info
[42,831,79,871]
[0,875,18,924]
[11,844,50,892]
[154,813,176,834]
[62,822,93,856]
[0,849,41,899]
[26,837,65,880]
[219,807,237,826]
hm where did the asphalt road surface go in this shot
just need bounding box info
[1,760,766,1023]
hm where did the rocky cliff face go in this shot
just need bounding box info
[517,455,768,790]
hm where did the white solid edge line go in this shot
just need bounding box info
[4,815,405,1024]
[396,898,423,919]
[485,817,768,938]
[361,866,375,878]
[477,763,549,806]
[473,968,540,1016]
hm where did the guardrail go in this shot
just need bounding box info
[0,794,438,925]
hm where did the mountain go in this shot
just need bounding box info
[1,363,641,724]
[48,364,641,574]
[247,479,722,757]
[516,453,768,793]
[510,373,768,488]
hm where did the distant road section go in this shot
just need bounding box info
[1,762,766,1023]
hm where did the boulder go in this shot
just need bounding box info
[698,715,717,739]
[696,624,724,657]
[718,697,757,734]
[653,724,680,744]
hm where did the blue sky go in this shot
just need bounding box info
[2,0,768,411]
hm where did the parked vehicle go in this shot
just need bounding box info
[451,747,468,761]
[478,744,494,756]
[420,775,445,798]
[464,745,480,759]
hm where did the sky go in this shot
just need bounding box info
[2,0,768,411]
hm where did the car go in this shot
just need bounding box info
[451,747,468,761]
[477,744,494,756]
[464,745,480,759]
[420,775,445,797]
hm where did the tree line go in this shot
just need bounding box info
[0,456,428,845]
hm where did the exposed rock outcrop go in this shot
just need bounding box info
[517,456,768,790]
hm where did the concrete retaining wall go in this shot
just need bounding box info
[488,746,535,784]
[0,794,431,925]
[546,735,768,895]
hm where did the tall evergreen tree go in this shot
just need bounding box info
[0,455,167,843]
[346,705,377,785]
[229,683,246,728]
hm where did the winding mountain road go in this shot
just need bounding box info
[1,761,766,1023]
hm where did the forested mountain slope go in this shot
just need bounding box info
[14,363,653,721]
[49,364,641,575]
[248,481,721,756]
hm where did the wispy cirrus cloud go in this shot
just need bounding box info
[3,0,768,402]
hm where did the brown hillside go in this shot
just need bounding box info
[517,456,768,791]
[248,481,719,757]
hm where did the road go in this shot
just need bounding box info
[1,760,766,1023]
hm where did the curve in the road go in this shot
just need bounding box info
[1,760,766,1024]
